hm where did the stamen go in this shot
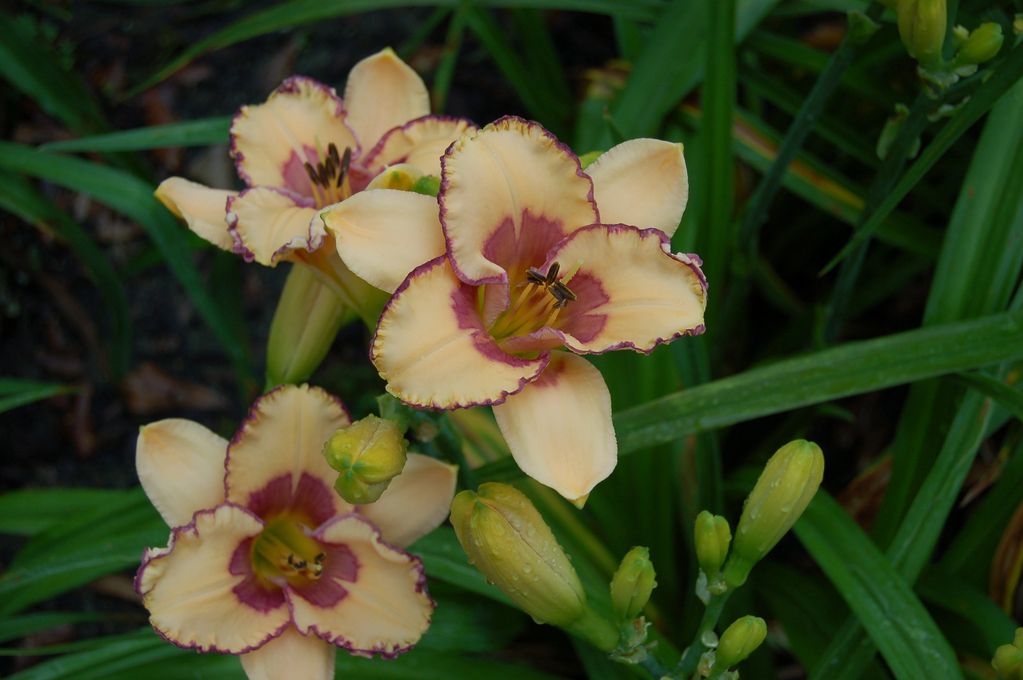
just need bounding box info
[304,162,320,187]
[253,518,326,582]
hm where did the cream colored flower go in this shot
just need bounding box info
[134,385,457,679]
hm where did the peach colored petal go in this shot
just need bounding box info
[225,385,351,521]
[358,453,457,547]
[226,187,322,266]
[545,224,706,354]
[440,116,597,286]
[289,515,432,657]
[230,76,357,193]
[364,115,476,177]
[240,627,335,680]
[586,139,688,237]
[492,352,616,502]
[343,48,430,151]
[370,256,548,409]
[136,419,227,528]
[155,177,235,251]
[321,189,445,294]
[136,504,290,654]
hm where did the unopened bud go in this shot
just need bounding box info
[994,628,1023,679]
[266,265,349,388]
[323,415,407,504]
[956,23,1004,65]
[723,440,824,587]
[695,511,732,579]
[610,546,656,621]
[897,0,947,68]
[714,616,768,670]
[450,483,586,626]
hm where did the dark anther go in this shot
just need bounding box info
[315,552,326,563]
[328,143,341,167]
[550,281,577,308]
[336,147,353,188]
[304,162,320,186]
[323,154,336,178]
[317,163,331,187]
[525,262,575,308]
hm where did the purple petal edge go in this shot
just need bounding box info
[438,115,599,288]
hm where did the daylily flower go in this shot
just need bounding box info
[134,384,457,679]
[154,48,473,321]
[332,116,707,503]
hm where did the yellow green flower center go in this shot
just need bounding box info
[489,262,577,340]
[252,516,325,585]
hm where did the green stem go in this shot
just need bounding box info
[639,654,674,679]
[565,608,619,653]
[676,591,732,676]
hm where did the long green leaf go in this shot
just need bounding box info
[951,372,1023,422]
[0,142,251,375]
[0,379,76,415]
[0,11,108,134]
[601,0,778,143]
[874,73,1023,542]
[795,493,963,679]
[477,310,1023,482]
[823,40,1023,272]
[42,117,231,153]
[0,488,129,535]
[614,310,1023,455]
[128,0,664,96]
[0,172,131,377]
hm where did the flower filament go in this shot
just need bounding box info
[489,262,577,340]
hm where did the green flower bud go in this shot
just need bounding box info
[993,628,1023,679]
[265,265,350,388]
[957,23,1004,66]
[723,440,824,587]
[322,414,408,504]
[451,483,586,626]
[695,511,732,579]
[897,0,947,68]
[610,546,657,621]
[714,616,767,670]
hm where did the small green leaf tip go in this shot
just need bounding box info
[322,414,408,505]
[714,616,768,670]
[694,511,732,579]
[450,483,586,628]
[723,439,824,587]
[993,628,1023,679]
[897,0,947,68]
[610,546,657,621]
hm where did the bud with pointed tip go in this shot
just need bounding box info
[897,0,947,68]
[714,616,768,671]
[723,440,824,587]
[695,511,732,579]
[265,265,350,388]
[450,483,586,627]
[610,546,656,621]
[956,23,1004,66]
[322,414,408,504]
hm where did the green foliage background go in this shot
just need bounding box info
[1,0,1022,677]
